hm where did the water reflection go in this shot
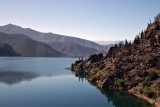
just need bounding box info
[73,71,87,82]
[0,57,155,107]
[0,71,37,85]
[0,70,72,85]
[0,57,76,85]
[74,71,154,107]
[101,90,154,107]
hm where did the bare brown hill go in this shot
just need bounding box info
[71,13,160,107]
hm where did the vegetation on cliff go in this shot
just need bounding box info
[71,14,160,106]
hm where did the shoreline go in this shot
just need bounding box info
[129,89,160,107]
[73,70,157,107]
[71,13,160,107]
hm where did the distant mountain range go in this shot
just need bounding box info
[48,41,105,57]
[0,24,112,57]
[0,32,63,57]
[94,40,120,45]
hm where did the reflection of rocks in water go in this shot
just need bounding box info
[73,71,87,82]
[0,71,37,85]
[101,90,154,107]
[74,72,154,107]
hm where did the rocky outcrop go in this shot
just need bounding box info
[71,13,160,107]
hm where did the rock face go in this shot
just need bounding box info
[71,14,160,107]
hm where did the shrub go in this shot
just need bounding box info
[134,35,140,44]
[148,72,158,81]
[139,88,143,94]
[139,85,155,98]
[158,89,160,96]
[142,81,150,87]
[142,86,154,98]
[114,78,125,87]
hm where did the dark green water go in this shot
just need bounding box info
[0,57,154,107]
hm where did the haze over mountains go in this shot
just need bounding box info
[94,40,120,45]
[0,32,63,57]
[0,24,111,57]
[48,41,105,57]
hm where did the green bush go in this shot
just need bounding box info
[143,86,151,97]
[142,81,150,87]
[139,86,155,98]
[148,72,158,81]
[158,89,160,96]
[114,79,125,87]
[139,88,143,94]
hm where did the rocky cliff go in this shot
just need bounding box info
[71,14,160,107]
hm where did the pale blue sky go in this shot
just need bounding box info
[0,0,160,41]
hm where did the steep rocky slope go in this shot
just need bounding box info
[0,32,64,57]
[71,14,160,107]
[0,43,20,56]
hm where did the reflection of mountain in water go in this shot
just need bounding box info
[0,71,37,85]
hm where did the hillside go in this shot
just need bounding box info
[0,43,20,56]
[0,32,64,57]
[48,41,106,57]
[0,24,110,57]
[71,14,160,107]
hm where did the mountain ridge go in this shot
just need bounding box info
[0,24,108,50]
[0,32,64,57]
[0,24,111,57]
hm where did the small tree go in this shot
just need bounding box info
[114,44,118,48]
[125,39,129,46]
[140,30,144,39]
[134,35,140,44]
[158,35,160,44]
[150,34,155,49]
[118,41,124,48]
[155,13,160,24]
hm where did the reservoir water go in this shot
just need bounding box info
[0,57,154,107]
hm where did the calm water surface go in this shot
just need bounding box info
[0,57,154,107]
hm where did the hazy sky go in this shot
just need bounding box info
[0,0,160,41]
